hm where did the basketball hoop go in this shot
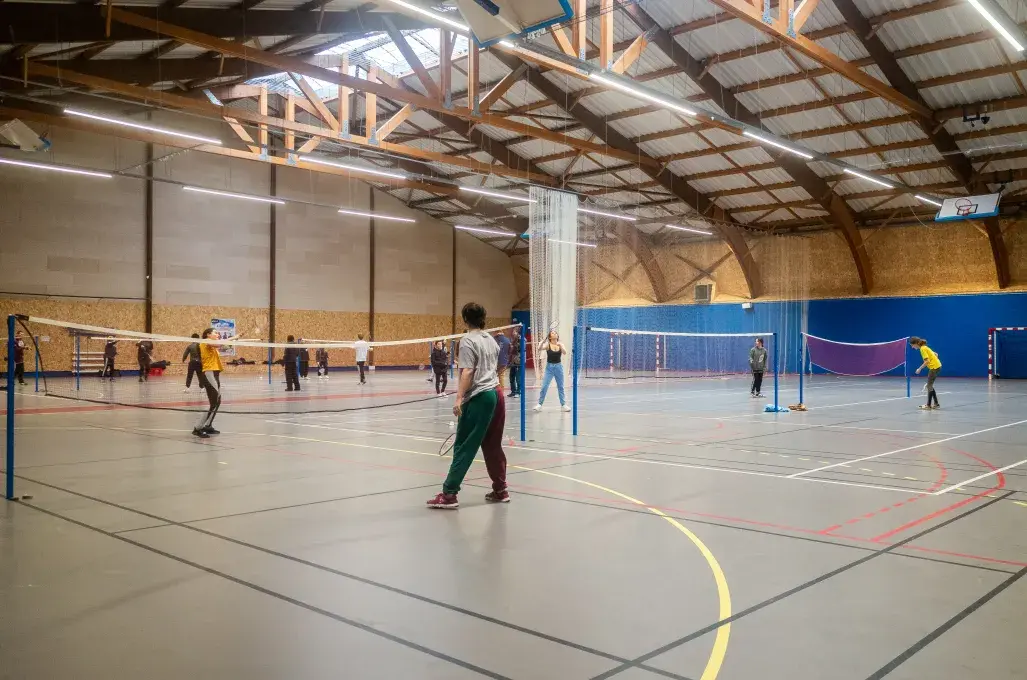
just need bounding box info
[954,198,977,217]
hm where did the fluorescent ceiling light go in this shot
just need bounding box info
[589,73,698,118]
[0,157,113,179]
[664,224,712,235]
[382,0,469,32]
[578,207,638,221]
[300,156,406,180]
[460,186,536,203]
[455,225,520,237]
[915,194,944,208]
[843,168,893,189]
[66,109,222,145]
[965,0,1024,51]
[338,208,416,223]
[550,238,598,248]
[742,130,814,160]
[183,186,285,204]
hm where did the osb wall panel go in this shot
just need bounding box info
[657,241,750,303]
[863,222,995,295]
[1005,218,1027,287]
[511,254,530,309]
[274,308,369,368]
[0,127,146,298]
[276,167,371,312]
[373,191,453,316]
[0,296,145,372]
[151,304,269,373]
[454,231,517,325]
[372,313,452,366]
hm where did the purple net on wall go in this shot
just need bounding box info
[804,333,908,376]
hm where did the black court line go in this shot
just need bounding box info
[13,472,694,680]
[588,490,1016,680]
[864,564,1027,679]
[17,502,512,680]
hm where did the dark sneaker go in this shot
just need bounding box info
[485,490,510,503]
[426,493,458,509]
[192,428,210,439]
[202,426,220,435]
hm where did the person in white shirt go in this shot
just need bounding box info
[354,333,370,385]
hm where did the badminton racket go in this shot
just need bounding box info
[438,432,456,457]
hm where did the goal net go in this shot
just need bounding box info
[990,327,1027,379]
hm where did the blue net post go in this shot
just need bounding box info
[572,326,580,436]
[75,334,81,391]
[519,326,526,442]
[773,332,779,411]
[6,315,16,500]
[34,338,39,393]
[799,335,805,405]
[267,345,272,385]
[905,350,911,398]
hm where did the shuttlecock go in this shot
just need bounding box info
[448,421,455,431]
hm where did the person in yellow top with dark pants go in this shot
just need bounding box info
[910,336,942,410]
[194,327,227,438]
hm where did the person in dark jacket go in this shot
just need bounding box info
[182,334,201,392]
[749,338,768,398]
[508,328,521,397]
[298,341,311,380]
[102,337,118,381]
[315,347,329,380]
[431,340,449,395]
[283,335,300,392]
[137,339,154,382]
[12,331,27,386]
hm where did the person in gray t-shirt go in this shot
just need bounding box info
[427,302,510,509]
[749,338,768,397]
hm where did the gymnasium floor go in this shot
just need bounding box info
[2,373,1026,679]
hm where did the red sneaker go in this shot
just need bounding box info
[426,493,459,509]
[485,490,510,503]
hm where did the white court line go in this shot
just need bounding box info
[933,458,1027,495]
[802,393,950,411]
[263,419,446,443]
[788,417,1027,479]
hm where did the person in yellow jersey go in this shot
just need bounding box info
[194,327,228,438]
[910,336,942,410]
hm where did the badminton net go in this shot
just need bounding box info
[583,327,775,381]
[13,315,520,415]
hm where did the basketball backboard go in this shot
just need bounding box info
[453,0,574,46]
[934,193,1002,222]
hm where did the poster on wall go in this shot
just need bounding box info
[211,317,237,356]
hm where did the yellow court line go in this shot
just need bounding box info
[245,430,732,680]
[1014,501,1027,508]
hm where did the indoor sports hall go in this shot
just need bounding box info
[1,0,1026,678]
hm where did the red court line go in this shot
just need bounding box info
[827,532,1027,568]
[2,403,131,415]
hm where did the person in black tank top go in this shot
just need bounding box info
[534,330,570,412]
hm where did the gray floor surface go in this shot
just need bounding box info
[2,373,1025,679]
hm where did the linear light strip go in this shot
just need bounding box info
[183,186,285,204]
[843,168,894,189]
[66,109,222,145]
[578,207,638,221]
[742,130,814,160]
[664,224,713,235]
[550,238,598,248]
[966,0,1024,51]
[455,225,520,237]
[589,73,698,118]
[338,208,416,223]
[0,157,113,179]
[300,156,407,180]
[382,0,470,32]
[915,195,944,208]
[460,186,536,203]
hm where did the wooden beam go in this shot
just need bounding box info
[480,64,528,112]
[572,0,587,60]
[204,89,260,154]
[792,0,820,31]
[382,16,441,99]
[610,32,648,74]
[25,62,556,184]
[699,0,932,118]
[377,104,415,141]
[440,30,453,107]
[101,8,650,167]
[339,55,351,136]
[550,26,577,58]
[289,73,339,130]
[599,0,614,70]
[285,93,295,155]
[258,85,268,152]
[466,44,479,113]
[365,65,378,141]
